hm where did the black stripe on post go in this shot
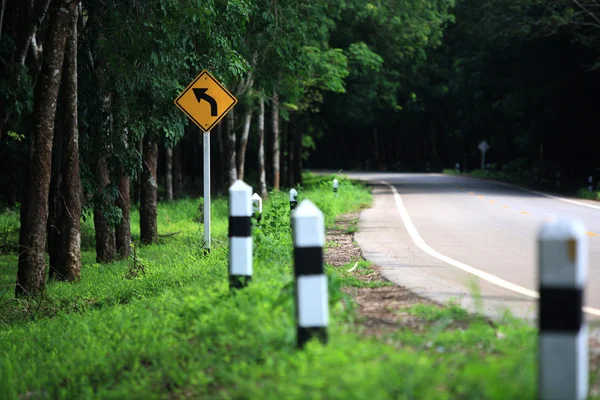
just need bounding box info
[539,287,583,332]
[290,201,298,210]
[229,275,252,289]
[229,216,252,237]
[297,327,328,349]
[293,247,324,276]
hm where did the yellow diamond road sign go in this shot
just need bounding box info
[174,70,238,133]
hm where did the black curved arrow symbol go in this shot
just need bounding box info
[192,88,217,116]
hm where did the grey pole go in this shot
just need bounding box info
[538,219,588,400]
[289,188,298,210]
[203,131,211,252]
[292,200,328,348]
[251,193,262,224]
[229,180,253,289]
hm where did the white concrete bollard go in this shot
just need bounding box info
[289,188,298,211]
[251,193,262,224]
[588,176,593,193]
[333,179,339,196]
[292,200,328,348]
[538,219,588,400]
[228,180,253,289]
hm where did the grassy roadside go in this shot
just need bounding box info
[443,168,600,201]
[0,174,594,399]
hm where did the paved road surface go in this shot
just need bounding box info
[340,172,600,322]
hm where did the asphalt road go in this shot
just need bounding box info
[342,172,600,322]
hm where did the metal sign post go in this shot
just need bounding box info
[203,131,211,251]
[478,141,490,170]
[174,70,238,253]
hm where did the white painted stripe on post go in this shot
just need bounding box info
[229,237,252,276]
[229,180,252,217]
[297,275,329,327]
[539,219,587,288]
[540,330,588,400]
[292,200,325,247]
[290,188,298,202]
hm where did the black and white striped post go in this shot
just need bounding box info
[456,162,460,173]
[228,180,253,289]
[251,193,262,224]
[289,188,298,211]
[333,178,339,196]
[538,218,588,400]
[588,176,593,193]
[556,172,560,188]
[292,199,328,349]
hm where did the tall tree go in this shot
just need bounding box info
[257,95,267,198]
[140,136,158,244]
[271,91,280,189]
[237,109,252,180]
[55,5,82,280]
[226,108,237,186]
[165,146,174,201]
[16,0,79,296]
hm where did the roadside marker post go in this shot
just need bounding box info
[556,172,560,188]
[456,163,460,173]
[538,219,588,400]
[292,200,329,349]
[289,188,298,211]
[228,180,253,289]
[251,193,262,224]
[588,176,593,193]
[333,179,339,196]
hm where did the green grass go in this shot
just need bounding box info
[0,173,590,399]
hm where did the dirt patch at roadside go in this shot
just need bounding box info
[328,212,600,391]
[325,213,440,337]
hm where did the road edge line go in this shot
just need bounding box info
[432,173,600,211]
[381,180,600,317]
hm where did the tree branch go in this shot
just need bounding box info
[573,0,600,28]
[15,0,52,70]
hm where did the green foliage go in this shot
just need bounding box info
[0,175,581,399]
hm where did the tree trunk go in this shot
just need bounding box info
[172,142,183,198]
[272,91,280,190]
[288,119,295,186]
[140,136,158,244]
[15,0,52,71]
[226,108,237,186]
[115,170,131,258]
[258,95,267,198]
[0,0,6,42]
[132,138,142,204]
[281,119,288,188]
[94,156,116,263]
[292,118,303,186]
[47,126,62,279]
[55,7,82,280]
[16,0,74,297]
[237,110,252,181]
[165,146,173,201]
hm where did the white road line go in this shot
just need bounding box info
[381,180,600,317]
[433,173,600,211]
